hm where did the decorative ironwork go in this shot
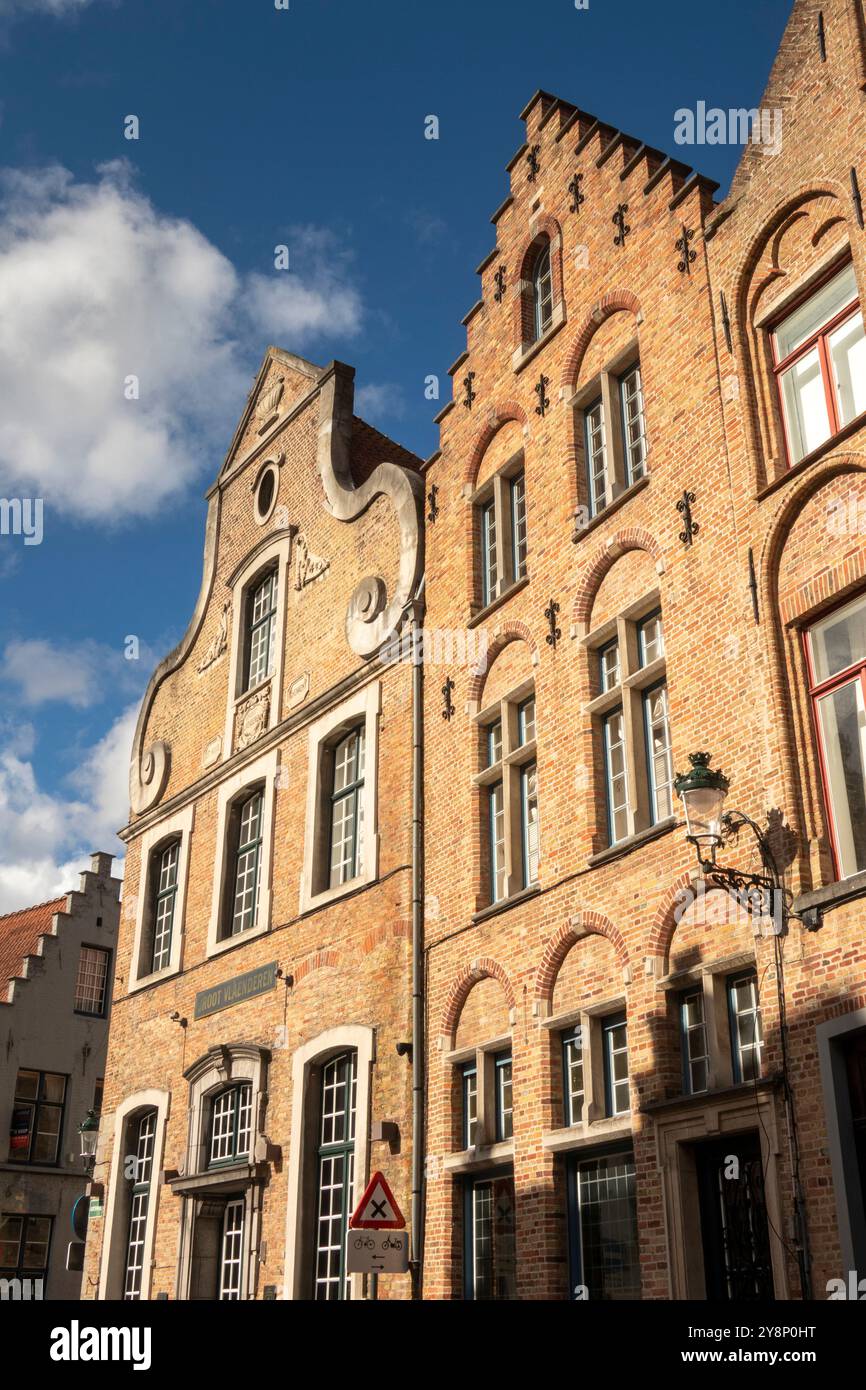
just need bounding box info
[748,547,760,624]
[544,598,561,649]
[851,166,864,230]
[493,264,507,303]
[462,370,476,410]
[568,172,585,213]
[441,677,455,722]
[720,291,733,351]
[527,144,541,182]
[427,484,439,524]
[676,490,698,546]
[534,374,550,417]
[817,10,826,61]
[675,224,697,274]
[612,203,630,248]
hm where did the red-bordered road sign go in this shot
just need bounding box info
[349,1171,405,1229]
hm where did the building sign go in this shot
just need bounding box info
[194,961,278,1020]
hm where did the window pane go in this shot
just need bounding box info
[730,974,764,1083]
[469,1176,516,1300]
[518,697,536,746]
[489,781,506,903]
[600,641,620,692]
[232,792,263,935]
[33,1105,61,1163]
[487,721,502,766]
[330,730,364,888]
[817,678,866,878]
[574,1155,641,1300]
[780,347,831,463]
[521,764,540,887]
[604,711,628,844]
[74,946,109,1014]
[681,989,709,1095]
[41,1074,66,1104]
[315,1051,356,1301]
[638,612,664,666]
[620,365,648,484]
[563,1028,585,1125]
[829,310,866,427]
[808,592,866,682]
[603,1017,630,1117]
[0,1215,23,1268]
[496,1055,513,1141]
[774,264,858,360]
[533,246,553,340]
[462,1066,478,1148]
[15,1071,39,1102]
[247,571,277,690]
[645,683,674,823]
[219,1200,245,1300]
[585,400,609,515]
[21,1216,51,1271]
[480,499,498,605]
[510,473,528,580]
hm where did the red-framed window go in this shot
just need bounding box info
[771,261,866,468]
[805,590,866,880]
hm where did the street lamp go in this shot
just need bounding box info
[673,751,729,854]
[78,1110,99,1172]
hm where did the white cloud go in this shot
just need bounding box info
[0,162,362,522]
[0,704,134,914]
[0,0,99,17]
[355,381,407,421]
[2,635,156,708]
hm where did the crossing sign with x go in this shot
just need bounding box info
[349,1171,405,1230]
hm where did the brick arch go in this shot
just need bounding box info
[534,911,629,1007]
[466,623,538,705]
[646,871,698,969]
[440,956,516,1039]
[571,527,665,635]
[732,181,850,326]
[358,920,411,956]
[513,218,565,347]
[559,290,642,393]
[463,402,530,492]
[292,948,342,987]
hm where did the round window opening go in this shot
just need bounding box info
[254,464,278,523]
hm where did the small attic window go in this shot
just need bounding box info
[253,460,279,525]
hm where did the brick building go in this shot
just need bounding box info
[422,0,866,1301]
[83,0,866,1302]
[1,854,120,1299]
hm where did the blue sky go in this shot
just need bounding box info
[0,0,793,910]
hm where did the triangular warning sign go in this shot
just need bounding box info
[349,1170,405,1229]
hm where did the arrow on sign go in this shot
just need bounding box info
[349,1171,405,1229]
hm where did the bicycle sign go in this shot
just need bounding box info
[345,1227,409,1275]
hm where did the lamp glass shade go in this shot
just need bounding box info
[78,1111,99,1160]
[680,784,727,845]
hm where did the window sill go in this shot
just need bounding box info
[128,960,183,995]
[443,1141,514,1174]
[512,304,566,375]
[793,868,866,918]
[639,1075,776,1117]
[542,1115,633,1154]
[468,574,530,629]
[588,816,678,869]
[0,1160,83,1177]
[206,917,270,961]
[299,870,378,918]
[472,882,541,925]
[571,474,649,544]
[757,410,866,502]
[167,1161,266,1197]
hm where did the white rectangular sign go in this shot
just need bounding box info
[346,1228,409,1275]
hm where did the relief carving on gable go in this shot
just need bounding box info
[235,684,271,751]
[196,600,232,674]
[294,533,330,590]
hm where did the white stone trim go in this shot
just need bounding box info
[206,746,279,959]
[299,681,381,915]
[223,534,293,757]
[128,805,195,990]
[283,1024,375,1300]
[98,1088,170,1301]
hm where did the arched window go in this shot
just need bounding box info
[313,1050,357,1300]
[149,839,180,973]
[532,242,553,341]
[123,1109,157,1300]
[244,568,278,691]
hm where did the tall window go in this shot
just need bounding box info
[772,261,865,466]
[150,840,179,973]
[680,988,710,1095]
[567,1152,640,1300]
[208,1085,252,1167]
[562,1025,585,1126]
[0,1214,52,1292]
[229,790,263,937]
[314,1051,357,1300]
[219,1200,246,1300]
[464,1174,517,1300]
[8,1070,66,1165]
[479,687,539,904]
[73,945,110,1015]
[602,1014,630,1117]
[124,1109,156,1300]
[244,569,278,691]
[580,361,649,517]
[462,1062,478,1148]
[729,972,764,1083]
[494,1053,513,1142]
[532,242,553,341]
[329,727,365,887]
[590,603,672,847]
[806,592,866,878]
[475,464,528,609]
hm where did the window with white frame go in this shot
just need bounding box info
[219,1199,246,1300]
[124,1109,156,1300]
[806,591,866,879]
[551,1006,632,1130]
[586,601,673,848]
[224,789,264,939]
[150,840,179,973]
[329,726,365,888]
[314,1051,357,1301]
[602,1013,630,1117]
[475,460,529,609]
[454,1041,515,1153]
[494,1053,513,1142]
[728,971,764,1083]
[771,261,866,466]
[532,242,553,341]
[576,356,648,517]
[208,1085,253,1167]
[680,987,710,1095]
[73,945,111,1015]
[476,685,539,904]
[244,568,278,691]
[562,1025,585,1126]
